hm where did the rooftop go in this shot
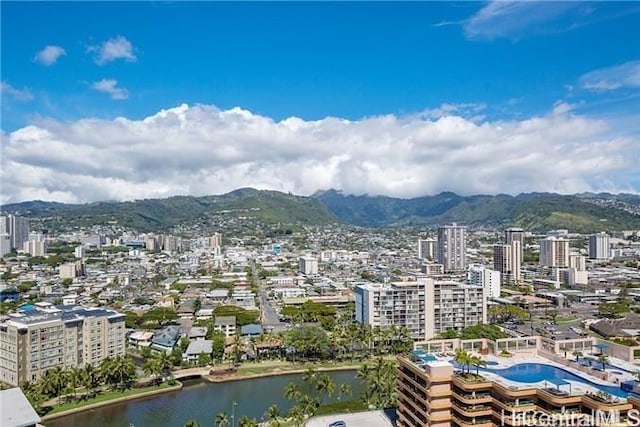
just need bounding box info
[0,387,41,427]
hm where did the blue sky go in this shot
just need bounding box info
[1,2,639,203]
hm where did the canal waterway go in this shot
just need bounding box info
[47,370,361,427]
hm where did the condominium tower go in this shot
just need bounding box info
[0,303,126,386]
[0,214,29,251]
[493,241,522,285]
[417,238,437,260]
[437,224,466,272]
[588,232,610,260]
[539,236,570,268]
[505,227,525,259]
[355,278,486,340]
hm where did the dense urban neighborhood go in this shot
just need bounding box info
[1,201,640,426]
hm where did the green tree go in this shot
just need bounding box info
[197,352,212,367]
[215,412,230,427]
[265,404,281,427]
[142,308,178,328]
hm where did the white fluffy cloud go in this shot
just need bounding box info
[91,79,129,100]
[88,36,137,65]
[0,81,34,102]
[34,45,66,66]
[580,61,640,91]
[1,103,638,204]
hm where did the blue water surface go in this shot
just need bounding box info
[457,362,628,398]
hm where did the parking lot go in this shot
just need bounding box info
[305,410,396,427]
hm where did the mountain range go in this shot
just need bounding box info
[2,189,640,233]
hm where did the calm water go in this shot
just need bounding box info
[47,371,361,427]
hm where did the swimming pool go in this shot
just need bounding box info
[455,362,628,398]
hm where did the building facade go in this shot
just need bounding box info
[505,227,525,259]
[589,232,611,260]
[355,281,429,341]
[418,238,437,260]
[298,256,319,275]
[437,224,467,272]
[0,215,29,251]
[0,303,125,386]
[467,265,501,299]
[355,279,486,340]
[493,241,521,285]
[424,281,487,339]
[397,355,638,427]
[539,237,569,268]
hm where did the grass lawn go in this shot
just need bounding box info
[555,316,579,324]
[235,359,367,376]
[45,381,178,415]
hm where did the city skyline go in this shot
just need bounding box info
[1,2,639,203]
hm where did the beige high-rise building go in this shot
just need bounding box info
[505,227,525,259]
[0,303,125,386]
[539,236,569,268]
[493,240,521,285]
[355,278,486,341]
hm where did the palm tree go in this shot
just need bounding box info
[237,416,257,427]
[184,419,200,427]
[315,374,335,403]
[470,355,487,375]
[287,405,305,427]
[215,412,230,427]
[154,351,173,379]
[68,367,83,400]
[598,354,609,371]
[573,350,583,363]
[82,363,102,398]
[298,394,320,417]
[265,404,281,426]
[339,383,352,400]
[284,382,300,401]
[143,358,162,385]
[302,367,316,384]
[41,366,67,404]
[454,348,472,375]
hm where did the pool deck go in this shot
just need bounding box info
[440,353,637,399]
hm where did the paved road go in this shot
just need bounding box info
[306,410,395,427]
[251,258,286,330]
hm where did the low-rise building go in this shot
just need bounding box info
[214,316,236,338]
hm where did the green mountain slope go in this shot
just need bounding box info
[3,189,639,233]
[1,189,337,232]
[314,190,640,232]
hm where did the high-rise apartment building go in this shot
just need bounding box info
[425,281,486,338]
[417,238,437,260]
[298,256,318,275]
[0,215,29,251]
[437,223,466,272]
[539,236,569,268]
[467,264,501,299]
[0,234,10,257]
[355,278,486,340]
[355,280,429,340]
[0,303,126,386]
[505,227,525,259]
[588,232,610,260]
[493,240,521,285]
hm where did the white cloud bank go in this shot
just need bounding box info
[88,36,137,65]
[91,79,129,100]
[34,45,66,66]
[1,103,638,204]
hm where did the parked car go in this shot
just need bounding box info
[328,421,346,427]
